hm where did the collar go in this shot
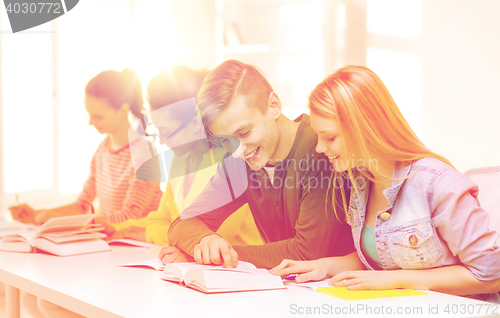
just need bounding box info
[350,161,413,212]
[381,161,413,209]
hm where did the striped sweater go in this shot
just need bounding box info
[75,137,162,223]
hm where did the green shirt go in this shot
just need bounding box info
[361,222,382,268]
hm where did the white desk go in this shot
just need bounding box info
[0,247,498,318]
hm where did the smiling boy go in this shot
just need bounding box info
[165,59,353,269]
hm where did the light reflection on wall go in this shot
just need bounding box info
[366,0,423,137]
[367,0,422,39]
[277,1,323,112]
[367,48,422,137]
[132,3,175,93]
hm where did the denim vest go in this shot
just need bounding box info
[348,158,500,302]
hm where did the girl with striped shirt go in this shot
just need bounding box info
[10,69,162,226]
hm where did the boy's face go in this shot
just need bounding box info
[209,94,280,170]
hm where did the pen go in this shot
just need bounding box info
[15,193,19,206]
[284,275,296,281]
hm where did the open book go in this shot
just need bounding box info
[0,214,111,256]
[160,262,285,293]
[0,220,28,238]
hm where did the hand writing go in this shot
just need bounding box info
[9,204,37,224]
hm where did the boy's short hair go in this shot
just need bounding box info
[196,59,273,137]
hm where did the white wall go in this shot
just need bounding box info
[420,0,500,172]
[361,0,500,172]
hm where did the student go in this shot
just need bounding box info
[9,69,162,227]
[9,69,163,318]
[270,65,500,302]
[111,66,263,252]
[163,59,354,269]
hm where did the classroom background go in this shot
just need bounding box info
[0,0,499,214]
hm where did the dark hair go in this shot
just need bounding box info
[85,68,145,119]
[147,65,208,122]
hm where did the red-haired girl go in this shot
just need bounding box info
[271,66,500,302]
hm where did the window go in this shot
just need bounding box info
[0,0,175,211]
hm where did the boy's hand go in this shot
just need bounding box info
[9,204,37,224]
[158,246,194,263]
[193,234,238,268]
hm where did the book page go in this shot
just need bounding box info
[160,261,258,284]
[118,258,165,271]
[284,278,331,291]
[187,268,285,293]
[1,232,35,243]
[33,237,110,256]
[166,261,258,277]
[108,239,158,248]
[42,232,106,243]
[37,223,102,236]
[36,214,96,235]
[0,221,28,238]
[40,227,105,238]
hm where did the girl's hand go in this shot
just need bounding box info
[34,209,60,225]
[111,226,145,242]
[93,214,116,236]
[330,270,402,290]
[269,259,330,283]
[9,204,37,224]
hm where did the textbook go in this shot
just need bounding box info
[0,214,111,256]
[160,261,285,293]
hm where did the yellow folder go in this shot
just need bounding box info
[315,287,427,301]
